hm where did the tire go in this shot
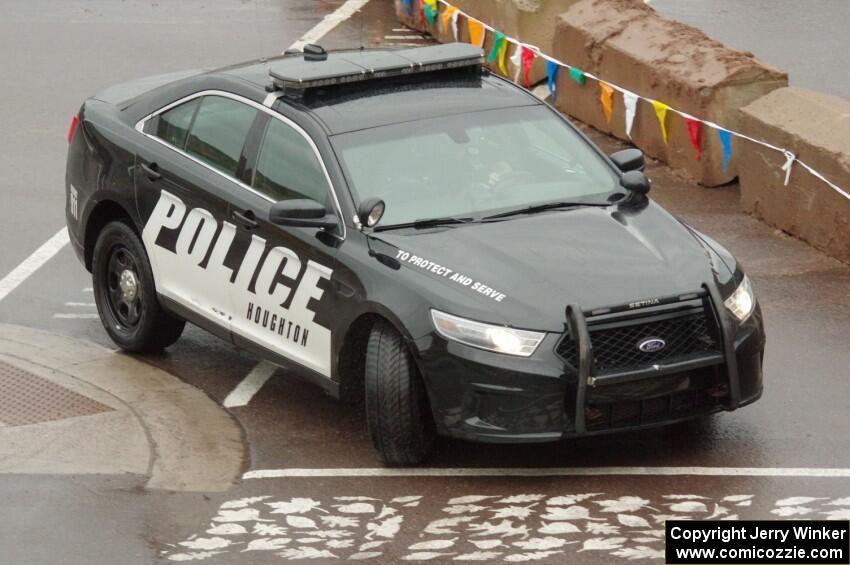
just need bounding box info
[91,220,185,352]
[365,320,435,466]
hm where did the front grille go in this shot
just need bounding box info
[584,369,724,431]
[557,298,721,374]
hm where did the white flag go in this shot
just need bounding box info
[451,9,460,41]
[510,43,523,83]
[623,91,638,139]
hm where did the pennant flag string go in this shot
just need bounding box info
[430,0,850,201]
[546,61,560,102]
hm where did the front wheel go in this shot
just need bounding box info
[92,220,184,352]
[365,321,435,466]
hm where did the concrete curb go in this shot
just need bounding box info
[0,324,244,492]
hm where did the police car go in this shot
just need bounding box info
[65,43,765,465]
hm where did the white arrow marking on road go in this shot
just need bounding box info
[0,227,69,303]
[223,361,279,408]
[244,466,850,479]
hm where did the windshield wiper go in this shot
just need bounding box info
[374,216,475,232]
[482,201,610,221]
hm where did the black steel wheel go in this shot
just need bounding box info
[92,220,184,352]
[365,320,435,466]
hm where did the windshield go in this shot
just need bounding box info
[331,106,619,226]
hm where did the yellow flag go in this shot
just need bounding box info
[467,19,485,48]
[497,38,509,75]
[599,82,614,125]
[440,6,457,34]
[652,100,670,144]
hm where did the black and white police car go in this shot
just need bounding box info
[65,43,764,465]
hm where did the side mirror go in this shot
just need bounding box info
[357,198,385,228]
[610,148,645,172]
[269,199,338,230]
[620,170,651,195]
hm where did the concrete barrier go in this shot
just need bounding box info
[551,0,787,186]
[738,88,850,263]
[394,0,579,84]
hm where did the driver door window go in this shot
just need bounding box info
[253,118,331,207]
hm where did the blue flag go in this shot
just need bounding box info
[718,129,733,172]
[402,0,413,16]
[547,61,560,102]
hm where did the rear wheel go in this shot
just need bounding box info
[92,220,184,352]
[365,320,435,466]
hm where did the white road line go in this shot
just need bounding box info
[64,302,95,307]
[244,466,850,480]
[284,0,372,52]
[383,34,425,40]
[223,361,278,408]
[53,313,99,319]
[0,227,69,303]
[82,287,93,292]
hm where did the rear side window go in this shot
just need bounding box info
[154,98,200,149]
[184,96,257,177]
[253,118,330,206]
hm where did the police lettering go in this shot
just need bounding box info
[143,190,331,349]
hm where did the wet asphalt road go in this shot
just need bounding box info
[1,1,849,564]
[650,0,850,99]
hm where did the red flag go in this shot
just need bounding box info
[686,118,702,160]
[521,47,536,88]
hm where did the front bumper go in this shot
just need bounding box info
[414,286,765,443]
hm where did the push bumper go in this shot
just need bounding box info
[415,285,765,443]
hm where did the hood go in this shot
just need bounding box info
[370,203,721,332]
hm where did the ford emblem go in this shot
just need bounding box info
[637,337,666,353]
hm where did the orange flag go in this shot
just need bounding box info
[441,6,457,36]
[652,100,670,144]
[599,82,615,125]
[467,19,485,48]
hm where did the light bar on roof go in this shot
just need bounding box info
[269,43,484,91]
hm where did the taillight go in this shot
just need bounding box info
[67,115,79,144]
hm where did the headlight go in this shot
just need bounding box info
[724,275,756,322]
[430,309,545,357]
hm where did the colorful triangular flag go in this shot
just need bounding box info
[488,32,506,63]
[423,0,437,27]
[521,47,537,88]
[623,91,638,139]
[546,61,560,101]
[467,19,485,48]
[651,100,670,144]
[599,82,614,125]
[510,42,523,83]
[686,119,702,160]
[718,128,733,172]
[497,37,509,75]
[569,67,586,86]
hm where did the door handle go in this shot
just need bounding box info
[232,209,259,229]
[140,162,161,181]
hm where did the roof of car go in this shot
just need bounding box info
[218,46,542,135]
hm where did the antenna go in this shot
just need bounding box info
[253,0,267,63]
[359,2,365,50]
